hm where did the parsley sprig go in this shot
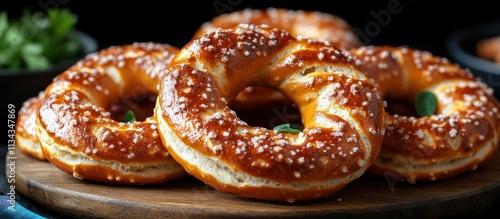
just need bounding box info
[0,8,83,70]
[415,91,437,117]
[122,110,136,123]
[273,123,302,134]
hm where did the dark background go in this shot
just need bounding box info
[1,1,500,218]
[2,0,500,57]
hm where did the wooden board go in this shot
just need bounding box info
[12,147,500,219]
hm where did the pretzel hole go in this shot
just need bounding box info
[107,92,157,122]
[385,97,419,117]
[232,87,303,130]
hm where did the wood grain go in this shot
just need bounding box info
[12,148,500,219]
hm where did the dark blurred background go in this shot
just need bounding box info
[2,0,499,56]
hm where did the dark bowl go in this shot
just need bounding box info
[446,20,500,98]
[1,30,98,110]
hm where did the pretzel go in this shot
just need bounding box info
[194,8,361,50]
[155,24,384,202]
[36,42,189,185]
[15,92,46,160]
[349,45,500,183]
[193,8,362,111]
[476,35,500,63]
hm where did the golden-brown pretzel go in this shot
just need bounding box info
[36,42,189,185]
[350,45,500,183]
[194,8,362,111]
[476,35,500,63]
[194,8,361,50]
[155,24,384,202]
[15,92,46,160]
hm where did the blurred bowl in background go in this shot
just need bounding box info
[1,30,98,110]
[446,20,500,98]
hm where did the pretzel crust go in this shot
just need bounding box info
[15,93,46,160]
[194,8,362,112]
[194,8,361,50]
[156,24,384,202]
[36,42,189,185]
[350,45,500,183]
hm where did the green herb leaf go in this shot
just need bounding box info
[48,8,77,40]
[415,91,437,117]
[273,123,301,134]
[21,43,50,69]
[0,8,82,70]
[122,110,136,123]
[0,12,8,38]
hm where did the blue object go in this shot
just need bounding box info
[0,194,46,219]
